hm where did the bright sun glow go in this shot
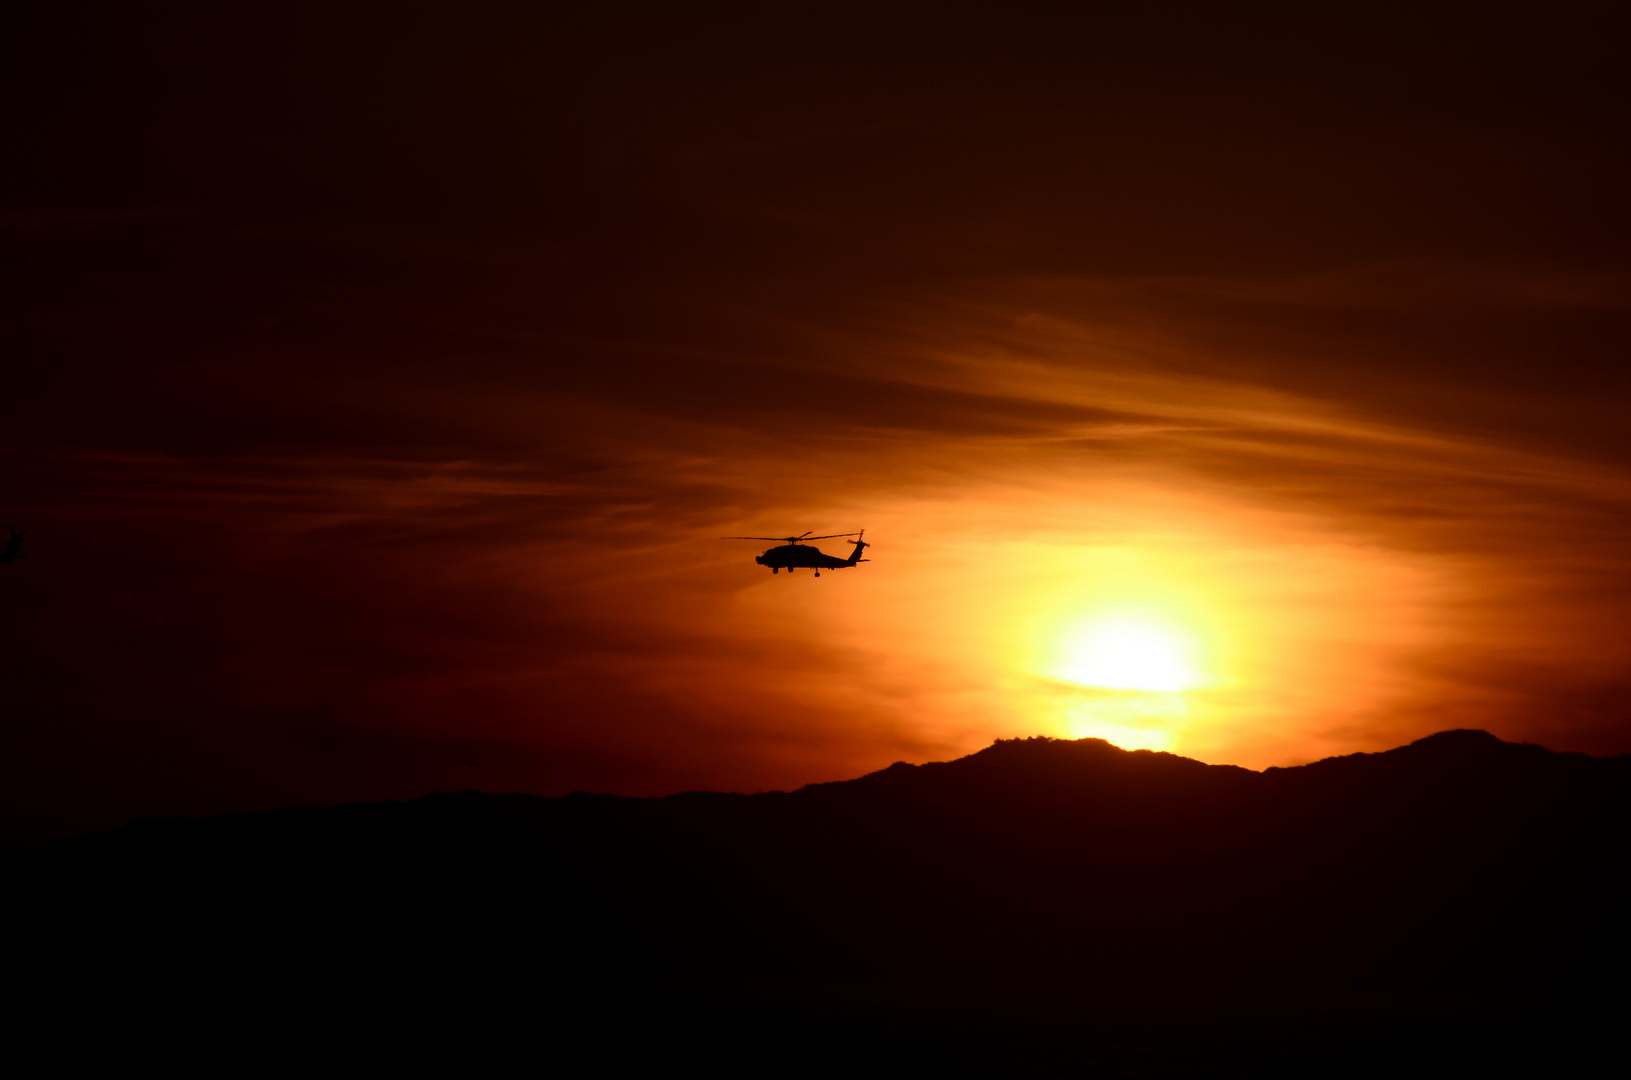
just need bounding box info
[1053,616,1198,692]
[1044,614,1201,751]
[731,471,1445,770]
[1037,610,1206,753]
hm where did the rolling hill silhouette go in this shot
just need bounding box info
[13,730,1629,1074]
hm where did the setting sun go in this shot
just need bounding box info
[1053,616,1198,692]
[1046,614,1200,751]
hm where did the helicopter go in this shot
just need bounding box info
[722,530,870,577]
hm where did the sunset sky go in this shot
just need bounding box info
[5,2,1630,842]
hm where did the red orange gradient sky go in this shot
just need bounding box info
[5,2,1631,841]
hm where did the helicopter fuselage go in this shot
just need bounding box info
[755,538,869,574]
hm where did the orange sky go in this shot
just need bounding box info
[5,2,1631,841]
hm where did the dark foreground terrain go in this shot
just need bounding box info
[11,730,1630,1075]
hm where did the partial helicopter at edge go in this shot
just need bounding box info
[0,527,24,564]
[722,531,870,577]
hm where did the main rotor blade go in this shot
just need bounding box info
[721,531,864,542]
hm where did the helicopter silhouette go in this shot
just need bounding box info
[723,531,870,577]
[0,527,24,564]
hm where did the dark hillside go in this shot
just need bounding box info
[621,731,1631,1000]
[11,730,1629,1073]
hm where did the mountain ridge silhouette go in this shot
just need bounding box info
[12,729,1628,1073]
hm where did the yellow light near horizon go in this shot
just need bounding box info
[1062,690,1188,751]
[1067,723,1178,752]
